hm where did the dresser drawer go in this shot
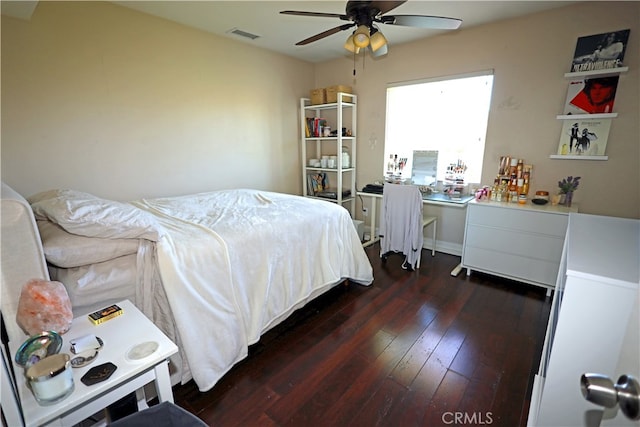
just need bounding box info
[464,225,565,263]
[467,204,568,237]
[463,246,562,286]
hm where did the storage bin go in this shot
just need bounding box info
[326,85,352,103]
[310,88,326,105]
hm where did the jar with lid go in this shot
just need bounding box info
[341,146,350,168]
[26,353,74,404]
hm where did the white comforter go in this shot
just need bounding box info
[30,188,373,391]
[132,189,373,391]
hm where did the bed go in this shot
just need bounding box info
[1,183,373,392]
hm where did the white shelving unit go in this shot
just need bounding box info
[551,66,628,161]
[300,93,357,216]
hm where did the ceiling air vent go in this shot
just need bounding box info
[226,28,261,40]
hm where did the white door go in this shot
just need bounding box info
[534,214,639,427]
[596,285,640,426]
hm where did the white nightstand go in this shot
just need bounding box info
[10,300,178,427]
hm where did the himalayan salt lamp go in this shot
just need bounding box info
[16,279,73,335]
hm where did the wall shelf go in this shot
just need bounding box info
[564,66,628,78]
[555,65,628,160]
[556,113,617,120]
[549,155,608,161]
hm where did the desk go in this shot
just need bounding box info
[11,300,178,427]
[357,191,472,275]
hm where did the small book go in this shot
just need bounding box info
[307,172,328,196]
[88,304,123,325]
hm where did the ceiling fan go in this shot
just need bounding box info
[280,1,462,57]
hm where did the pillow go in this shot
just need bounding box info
[28,189,161,241]
[37,220,139,268]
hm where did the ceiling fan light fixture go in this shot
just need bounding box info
[353,25,370,48]
[369,30,387,52]
[344,35,360,53]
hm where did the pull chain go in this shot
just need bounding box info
[353,50,356,76]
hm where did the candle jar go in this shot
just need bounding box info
[26,353,74,405]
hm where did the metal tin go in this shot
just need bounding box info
[26,353,74,404]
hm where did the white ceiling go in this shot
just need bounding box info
[2,1,579,63]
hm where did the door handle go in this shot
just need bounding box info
[580,373,640,421]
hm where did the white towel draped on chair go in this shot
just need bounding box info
[379,184,424,269]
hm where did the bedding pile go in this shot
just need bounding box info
[31,190,156,314]
[29,188,373,391]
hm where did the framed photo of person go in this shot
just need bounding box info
[563,76,619,114]
[570,29,630,72]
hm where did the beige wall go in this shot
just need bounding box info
[315,2,639,221]
[1,2,638,252]
[1,1,314,200]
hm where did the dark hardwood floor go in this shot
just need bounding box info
[173,244,552,426]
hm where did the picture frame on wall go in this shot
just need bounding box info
[570,29,630,72]
[557,118,611,157]
[563,76,619,114]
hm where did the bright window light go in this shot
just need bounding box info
[384,71,494,186]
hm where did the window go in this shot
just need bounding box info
[384,71,494,186]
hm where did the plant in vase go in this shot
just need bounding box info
[557,176,581,207]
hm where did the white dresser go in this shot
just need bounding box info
[529,213,640,427]
[461,200,577,292]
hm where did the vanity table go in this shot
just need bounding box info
[357,191,472,247]
[357,191,473,275]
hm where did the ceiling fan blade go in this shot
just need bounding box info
[296,23,356,46]
[385,15,462,30]
[280,10,347,20]
[370,1,406,16]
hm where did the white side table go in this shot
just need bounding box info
[10,299,178,427]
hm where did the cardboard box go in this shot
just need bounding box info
[326,85,352,103]
[310,88,326,105]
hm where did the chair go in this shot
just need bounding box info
[109,402,207,427]
[379,184,437,270]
